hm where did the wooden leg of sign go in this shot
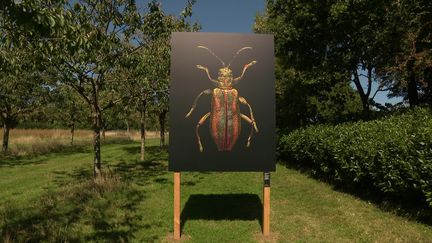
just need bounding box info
[263,172,271,236]
[174,172,181,240]
[263,186,270,235]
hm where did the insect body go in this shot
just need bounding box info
[185,46,258,152]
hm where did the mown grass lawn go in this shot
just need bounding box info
[1,139,431,242]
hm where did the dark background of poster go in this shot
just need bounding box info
[169,32,275,171]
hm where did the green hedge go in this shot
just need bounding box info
[279,108,432,208]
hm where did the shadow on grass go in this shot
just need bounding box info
[51,145,169,187]
[0,173,146,242]
[122,145,167,159]
[52,167,94,187]
[283,161,432,225]
[113,145,168,185]
[180,194,263,233]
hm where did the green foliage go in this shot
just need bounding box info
[0,54,47,129]
[311,82,363,123]
[0,0,66,41]
[274,64,362,129]
[256,0,432,123]
[0,0,59,132]
[279,108,432,208]
[120,0,199,113]
[375,0,432,106]
[255,0,372,129]
[18,84,92,129]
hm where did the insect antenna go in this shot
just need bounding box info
[197,46,225,67]
[227,47,253,68]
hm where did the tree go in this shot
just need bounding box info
[270,60,362,129]
[121,0,198,160]
[376,0,432,107]
[51,85,90,145]
[255,1,368,129]
[121,41,164,161]
[144,39,170,149]
[0,0,59,152]
[47,0,141,176]
[255,0,395,122]
[158,106,168,148]
[0,49,47,152]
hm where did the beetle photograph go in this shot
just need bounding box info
[185,45,259,152]
[169,32,275,172]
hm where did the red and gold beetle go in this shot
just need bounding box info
[186,45,258,152]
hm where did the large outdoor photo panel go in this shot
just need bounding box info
[169,32,275,171]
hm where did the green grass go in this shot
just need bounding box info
[1,139,432,242]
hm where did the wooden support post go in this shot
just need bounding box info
[174,172,181,240]
[263,172,270,236]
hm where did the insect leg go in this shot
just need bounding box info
[239,96,258,132]
[196,112,211,152]
[240,114,255,147]
[196,65,220,86]
[185,89,212,118]
[232,60,257,85]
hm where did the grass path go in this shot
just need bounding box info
[1,140,431,242]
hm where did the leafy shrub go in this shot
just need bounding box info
[279,108,432,208]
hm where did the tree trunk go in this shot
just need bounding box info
[2,122,10,153]
[425,67,432,107]
[125,119,130,139]
[71,124,75,145]
[159,109,167,148]
[428,79,432,108]
[155,126,159,139]
[70,102,76,146]
[408,75,419,107]
[353,70,370,115]
[140,100,146,161]
[93,110,102,177]
[70,122,75,145]
[407,59,419,107]
[102,124,106,141]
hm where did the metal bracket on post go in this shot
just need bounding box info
[264,172,270,187]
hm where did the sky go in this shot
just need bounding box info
[141,0,402,105]
[158,0,265,33]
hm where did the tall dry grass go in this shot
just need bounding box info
[0,129,162,156]
[111,130,161,141]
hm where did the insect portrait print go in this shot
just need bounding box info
[169,32,275,172]
[185,46,258,152]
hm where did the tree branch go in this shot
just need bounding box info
[101,97,124,111]
[365,65,373,97]
[352,70,365,96]
[371,87,391,100]
[51,60,93,106]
